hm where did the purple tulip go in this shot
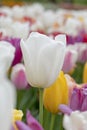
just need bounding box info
[8,38,22,65]
[0,37,22,65]
[26,111,44,130]
[70,86,87,111]
[15,111,44,130]
[66,35,75,45]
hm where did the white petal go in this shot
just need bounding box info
[63,115,73,130]
[55,34,66,47]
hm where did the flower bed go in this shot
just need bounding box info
[0,3,87,130]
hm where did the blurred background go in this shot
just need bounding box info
[0,0,87,7]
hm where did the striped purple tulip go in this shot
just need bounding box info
[70,85,87,111]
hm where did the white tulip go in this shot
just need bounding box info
[11,22,29,39]
[12,5,25,19]
[63,111,87,130]
[0,41,16,130]
[21,32,66,88]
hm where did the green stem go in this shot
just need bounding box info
[50,114,55,130]
[59,114,64,130]
[39,88,43,126]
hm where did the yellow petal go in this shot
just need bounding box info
[83,62,87,83]
[12,109,23,130]
[43,71,69,114]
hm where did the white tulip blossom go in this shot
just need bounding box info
[64,18,82,36]
[0,41,16,130]
[63,111,87,130]
[12,5,25,19]
[21,32,66,88]
[11,21,29,39]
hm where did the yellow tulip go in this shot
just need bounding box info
[12,109,23,130]
[43,71,69,114]
[83,62,87,83]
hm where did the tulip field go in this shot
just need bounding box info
[0,3,87,130]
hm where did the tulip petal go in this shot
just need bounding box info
[81,96,87,111]
[70,88,80,111]
[16,121,32,130]
[26,111,43,130]
[55,34,66,46]
[59,104,72,115]
[37,39,66,87]
[63,114,73,130]
[0,41,16,130]
[11,63,28,89]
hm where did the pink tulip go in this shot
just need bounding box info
[62,48,77,73]
[11,63,29,89]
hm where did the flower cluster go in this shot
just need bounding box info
[0,3,87,130]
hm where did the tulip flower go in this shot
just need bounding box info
[83,62,87,83]
[70,85,87,111]
[64,74,77,101]
[1,37,22,65]
[76,43,87,63]
[11,63,29,89]
[12,109,23,130]
[62,48,77,73]
[11,22,29,39]
[43,71,68,114]
[0,41,16,130]
[21,32,66,88]
[63,111,87,130]
[16,111,44,130]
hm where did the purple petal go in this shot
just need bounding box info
[69,88,80,111]
[81,86,87,111]
[10,126,15,130]
[11,64,28,89]
[1,37,22,65]
[26,111,44,130]
[12,69,28,89]
[81,96,87,111]
[80,49,87,63]
[59,104,72,115]
[62,51,73,73]
[66,35,75,45]
[74,35,83,43]
[16,121,32,130]
[9,38,22,65]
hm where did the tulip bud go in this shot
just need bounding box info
[43,71,69,114]
[11,63,28,89]
[21,32,66,88]
[83,62,87,83]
